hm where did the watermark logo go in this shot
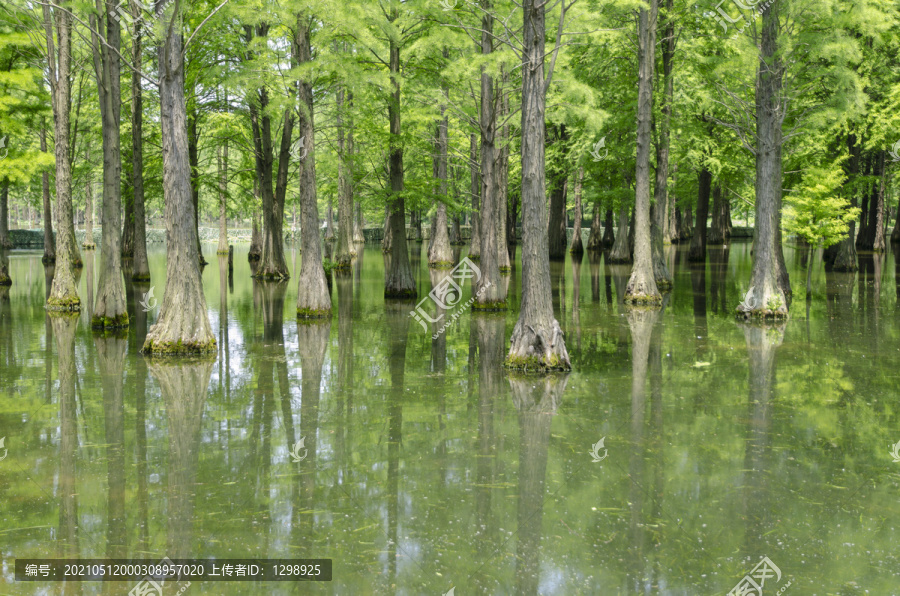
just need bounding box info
[589,137,608,161]
[139,286,158,312]
[292,136,309,161]
[727,556,786,596]
[290,437,308,462]
[410,258,490,338]
[888,140,900,163]
[890,439,900,463]
[0,135,9,160]
[0,436,7,461]
[109,0,176,44]
[707,0,775,38]
[128,557,191,596]
[444,588,455,596]
[589,437,608,462]
[439,0,457,10]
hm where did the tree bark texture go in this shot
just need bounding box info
[468,133,481,260]
[335,87,355,268]
[131,13,149,281]
[688,167,711,262]
[384,15,417,299]
[248,180,262,261]
[142,10,216,354]
[295,16,331,318]
[609,207,632,263]
[475,3,505,310]
[570,167,584,255]
[587,202,602,251]
[625,0,661,304]
[429,85,453,268]
[41,126,56,263]
[45,0,79,310]
[216,139,229,255]
[738,1,788,318]
[506,0,570,370]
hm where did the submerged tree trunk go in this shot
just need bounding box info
[835,134,861,270]
[608,207,632,263]
[625,0,661,304]
[381,204,392,253]
[474,4,505,311]
[429,84,453,268]
[870,150,886,253]
[131,15,150,282]
[587,203,603,251]
[384,12,417,299]
[295,16,331,318]
[498,64,511,272]
[216,139,228,255]
[0,179,9,251]
[248,184,262,261]
[142,7,216,354]
[83,168,95,249]
[570,167,584,255]
[335,87,355,268]
[738,0,788,318]
[547,155,568,260]
[44,1,79,310]
[506,0,570,371]
[41,127,56,263]
[689,167,711,262]
[90,3,128,329]
[187,109,205,266]
[602,208,615,248]
[468,133,481,260]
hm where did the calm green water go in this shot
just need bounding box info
[1,240,899,595]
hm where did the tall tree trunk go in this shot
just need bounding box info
[249,90,290,279]
[689,167,711,262]
[506,0,570,370]
[216,139,229,255]
[384,11,417,299]
[187,108,205,265]
[0,179,9,251]
[121,189,134,258]
[335,87,355,268]
[855,155,871,250]
[570,167,584,255]
[248,179,262,261]
[41,126,56,263]
[90,0,127,328]
[429,70,453,268]
[602,208,615,248]
[295,15,331,318]
[468,133,481,260]
[652,0,674,282]
[587,202,602,251]
[547,127,568,260]
[498,64,512,272]
[475,2,505,310]
[382,203,392,253]
[871,150,886,252]
[354,199,365,243]
[738,0,788,317]
[83,148,95,250]
[142,4,216,354]
[625,0,661,304]
[609,207,632,263]
[708,184,725,244]
[131,13,150,281]
[44,1,79,309]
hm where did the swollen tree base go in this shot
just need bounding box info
[504,320,571,372]
[46,295,81,311]
[472,300,507,312]
[736,280,788,320]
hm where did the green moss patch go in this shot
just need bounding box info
[141,337,218,355]
[0,274,11,287]
[131,273,151,282]
[46,296,81,311]
[429,261,454,270]
[504,353,571,373]
[297,307,332,319]
[624,293,663,305]
[91,312,130,330]
[472,300,508,312]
